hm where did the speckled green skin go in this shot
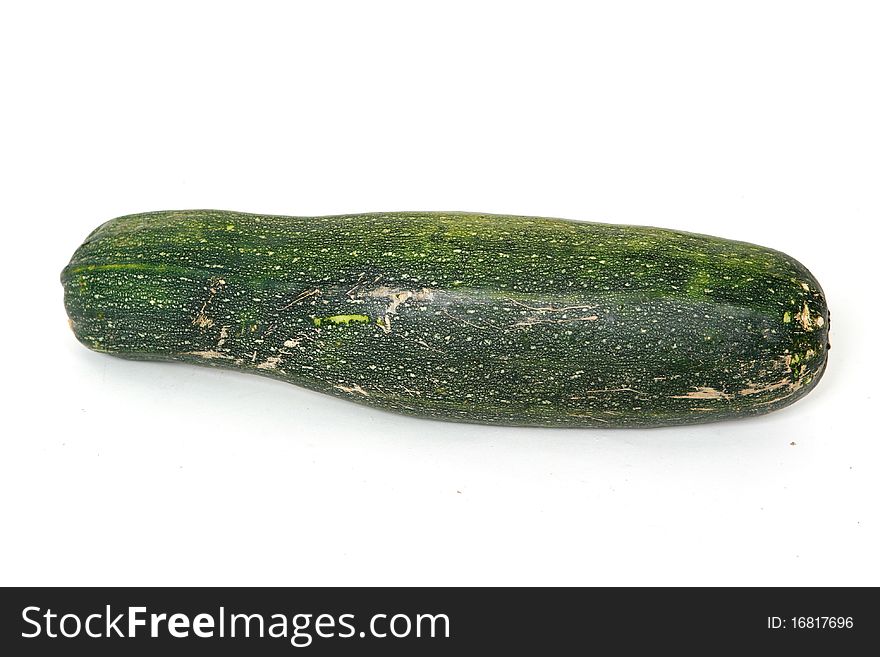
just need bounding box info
[61,210,829,428]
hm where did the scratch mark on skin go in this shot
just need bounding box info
[345,272,384,299]
[295,332,328,354]
[576,386,647,396]
[506,298,598,313]
[505,297,599,329]
[441,309,492,330]
[755,388,802,406]
[513,315,599,328]
[569,386,647,400]
[737,379,791,396]
[346,273,370,298]
[184,350,232,360]
[670,386,732,400]
[415,338,446,354]
[335,383,370,396]
[565,413,609,423]
[279,288,320,311]
[390,331,447,355]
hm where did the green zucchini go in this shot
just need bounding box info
[61,210,829,428]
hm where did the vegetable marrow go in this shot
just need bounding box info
[61,210,829,428]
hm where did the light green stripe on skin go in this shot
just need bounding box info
[66,262,175,274]
[312,314,371,327]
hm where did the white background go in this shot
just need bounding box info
[2,1,878,586]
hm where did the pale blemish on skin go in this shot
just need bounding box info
[193,314,214,328]
[795,301,818,331]
[735,353,813,398]
[257,355,283,370]
[366,286,435,313]
[192,277,226,328]
[376,315,392,333]
[216,325,229,348]
[364,286,435,333]
[754,376,810,406]
[670,386,732,400]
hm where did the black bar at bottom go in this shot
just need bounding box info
[1,587,873,654]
